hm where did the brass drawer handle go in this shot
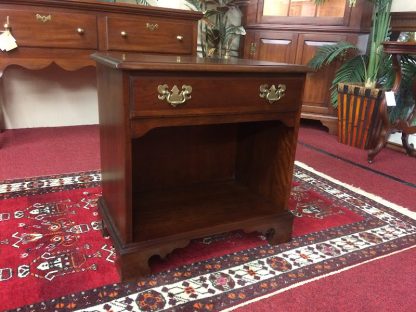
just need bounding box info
[176,35,184,41]
[76,28,85,35]
[36,14,52,23]
[120,31,127,38]
[158,84,192,107]
[259,84,286,103]
[146,23,159,31]
[4,16,11,31]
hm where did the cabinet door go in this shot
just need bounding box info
[250,31,298,64]
[296,33,354,116]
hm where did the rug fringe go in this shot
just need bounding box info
[294,161,416,220]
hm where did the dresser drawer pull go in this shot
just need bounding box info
[36,14,52,23]
[259,84,286,103]
[120,31,128,38]
[76,28,85,35]
[146,23,159,31]
[158,84,192,107]
[176,35,184,41]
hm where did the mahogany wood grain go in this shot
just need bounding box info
[254,31,298,64]
[0,9,98,49]
[130,73,302,117]
[96,64,133,243]
[0,0,202,73]
[94,53,308,280]
[105,16,195,54]
[242,0,373,135]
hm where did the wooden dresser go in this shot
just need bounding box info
[92,52,308,280]
[0,0,202,129]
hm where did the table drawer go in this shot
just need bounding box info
[104,16,195,54]
[130,73,303,117]
[0,9,97,49]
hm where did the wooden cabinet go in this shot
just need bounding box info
[0,0,201,131]
[0,0,201,74]
[242,0,373,134]
[92,52,308,280]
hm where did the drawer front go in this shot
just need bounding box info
[105,16,195,54]
[0,9,97,49]
[130,73,303,117]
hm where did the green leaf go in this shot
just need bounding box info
[330,55,368,108]
[308,42,358,70]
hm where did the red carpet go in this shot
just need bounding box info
[0,125,415,311]
[1,164,414,311]
[0,126,100,181]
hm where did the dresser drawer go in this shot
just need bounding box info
[104,16,195,54]
[0,9,97,49]
[130,73,303,117]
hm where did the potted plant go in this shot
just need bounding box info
[309,0,416,153]
[185,0,249,58]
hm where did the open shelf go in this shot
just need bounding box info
[133,180,278,242]
[130,121,294,243]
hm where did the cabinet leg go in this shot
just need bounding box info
[101,220,110,238]
[401,132,416,156]
[265,227,291,245]
[118,253,152,281]
[320,119,338,136]
[367,128,390,163]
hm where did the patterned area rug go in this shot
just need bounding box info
[1,162,415,311]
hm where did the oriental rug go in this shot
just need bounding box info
[1,162,415,311]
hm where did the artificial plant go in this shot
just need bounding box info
[185,0,249,58]
[309,0,416,121]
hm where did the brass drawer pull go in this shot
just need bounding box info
[158,84,192,107]
[36,14,52,23]
[120,31,128,38]
[4,16,11,31]
[76,28,85,35]
[176,35,184,41]
[259,84,286,103]
[146,23,159,31]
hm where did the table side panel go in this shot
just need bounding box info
[96,64,133,244]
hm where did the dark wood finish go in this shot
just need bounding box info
[104,16,195,54]
[391,11,416,32]
[253,31,298,64]
[93,52,308,280]
[131,73,302,116]
[368,42,416,162]
[0,9,98,49]
[0,0,201,131]
[242,0,373,135]
[0,0,202,75]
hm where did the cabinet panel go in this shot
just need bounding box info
[296,33,350,113]
[254,31,298,64]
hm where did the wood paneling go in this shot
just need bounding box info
[242,0,372,135]
[255,31,298,64]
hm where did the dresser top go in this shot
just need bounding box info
[91,52,310,73]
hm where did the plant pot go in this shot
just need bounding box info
[337,83,384,149]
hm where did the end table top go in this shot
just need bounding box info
[91,52,310,74]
